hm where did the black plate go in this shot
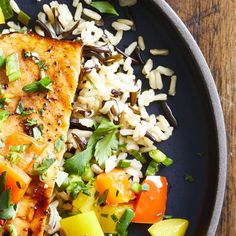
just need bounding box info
[1,0,227,235]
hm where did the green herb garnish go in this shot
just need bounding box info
[22,76,52,93]
[64,118,119,175]
[6,53,21,82]
[55,135,65,153]
[0,172,17,220]
[184,175,194,183]
[24,118,37,127]
[141,183,150,191]
[31,158,55,179]
[0,109,9,131]
[17,10,30,26]
[90,1,119,16]
[98,189,109,205]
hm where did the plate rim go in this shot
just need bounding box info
[150,0,227,235]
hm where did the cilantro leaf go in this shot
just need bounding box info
[90,1,119,16]
[64,118,120,175]
[0,204,17,220]
[64,146,94,175]
[95,130,118,166]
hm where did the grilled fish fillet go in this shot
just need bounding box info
[0,33,82,235]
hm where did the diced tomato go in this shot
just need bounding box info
[0,132,47,172]
[95,169,135,205]
[0,157,31,203]
[132,176,167,224]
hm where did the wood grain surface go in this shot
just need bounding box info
[165,0,236,235]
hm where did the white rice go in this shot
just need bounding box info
[142,59,153,75]
[138,36,145,51]
[150,48,169,56]
[156,65,174,76]
[112,21,131,31]
[83,8,101,21]
[168,75,177,96]
[117,18,134,26]
[9,0,20,14]
[124,41,137,56]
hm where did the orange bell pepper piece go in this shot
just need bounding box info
[0,157,31,203]
[0,132,47,172]
[95,169,135,205]
[132,176,167,224]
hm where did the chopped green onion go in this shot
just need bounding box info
[0,0,13,20]
[6,53,21,82]
[54,135,65,153]
[184,175,194,183]
[8,224,17,236]
[0,109,9,131]
[117,159,131,168]
[90,1,119,16]
[31,126,42,140]
[111,213,119,222]
[9,144,29,153]
[38,108,44,116]
[55,170,68,188]
[22,76,52,93]
[15,100,24,115]
[130,150,146,164]
[81,164,94,182]
[0,49,5,68]
[145,160,159,176]
[163,215,173,219]
[162,157,173,166]
[141,183,150,191]
[149,149,167,163]
[101,213,109,218]
[17,10,30,26]
[131,182,141,194]
[116,208,134,234]
[98,189,109,205]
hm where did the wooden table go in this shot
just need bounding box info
[165,0,236,235]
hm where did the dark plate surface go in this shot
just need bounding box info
[1,0,227,235]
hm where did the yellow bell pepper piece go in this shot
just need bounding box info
[60,211,104,236]
[99,204,134,234]
[72,187,97,213]
[148,218,189,236]
[0,7,5,24]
